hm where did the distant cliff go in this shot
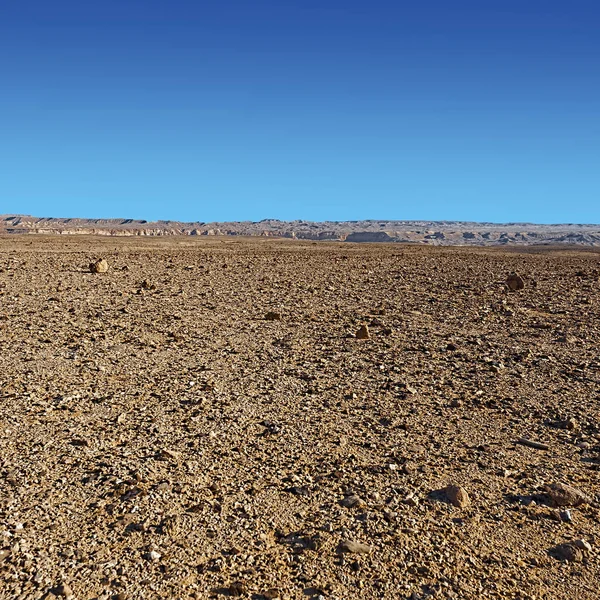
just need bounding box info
[2,215,600,246]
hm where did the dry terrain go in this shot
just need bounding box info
[0,235,599,599]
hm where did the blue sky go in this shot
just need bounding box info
[1,0,598,223]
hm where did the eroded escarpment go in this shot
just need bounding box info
[2,214,600,246]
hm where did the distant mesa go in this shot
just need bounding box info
[1,215,599,246]
[345,231,394,243]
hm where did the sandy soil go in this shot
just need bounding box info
[0,236,599,599]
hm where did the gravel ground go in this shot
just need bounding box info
[0,235,599,600]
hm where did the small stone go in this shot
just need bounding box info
[228,581,246,597]
[559,510,573,523]
[338,540,372,554]
[402,461,417,475]
[550,543,581,562]
[506,273,525,291]
[544,482,590,507]
[573,539,592,552]
[403,493,419,507]
[287,485,311,497]
[444,485,471,508]
[140,279,156,290]
[263,589,280,599]
[558,417,578,431]
[55,583,73,598]
[89,259,109,274]
[383,509,396,522]
[265,311,281,321]
[340,494,366,509]
[70,438,89,448]
[145,550,161,561]
[356,325,370,340]
[159,448,181,461]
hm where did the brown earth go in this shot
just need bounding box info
[0,235,599,600]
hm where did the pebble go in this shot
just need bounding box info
[559,510,573,523]
[228,581,247,597]
[356,325,370,340]
[444,484,471,508]
[402,462,417,475]
[89,258,109,274]
[340,494,366,509]
[265,311,282,321]
[574,539,592,552]
[159,448,181,461]
[338,540,372,554]
[55,583,74,598]
[140,279,156,290]
[506,273,525,291]
[403,493,419,507]
[558,417,579,431]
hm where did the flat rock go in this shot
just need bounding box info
[340,494,366,509]
[544,482,591,507]
[550,543,582,562]
[265,311,282,321]
[159,448,182,461]
[338,540,372,554]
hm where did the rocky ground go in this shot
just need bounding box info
[0,235,599,600]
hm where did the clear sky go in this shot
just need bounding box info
[1,0,598,223]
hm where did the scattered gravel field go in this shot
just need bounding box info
[0,235,599,600]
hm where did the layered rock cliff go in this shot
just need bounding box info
[2,215,600,246]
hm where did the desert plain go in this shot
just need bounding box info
[0,235,599,600]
